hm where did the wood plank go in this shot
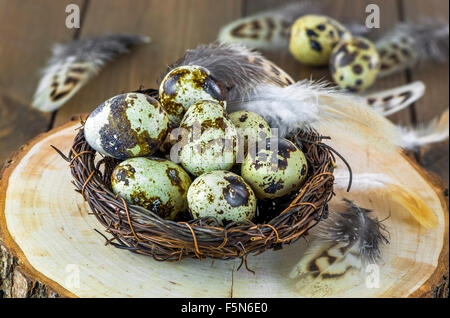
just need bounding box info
[0,89,49,169]
[53,0,243,127]
[0,0,85,103]
[401,0,449,186]
[0,0,85,166]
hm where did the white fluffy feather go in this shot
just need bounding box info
[232,80,403,155]
[398,109,449,149]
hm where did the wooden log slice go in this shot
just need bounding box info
[0,119,448,298]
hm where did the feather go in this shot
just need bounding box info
[32,34,150,112]
[232,80,402,154]
[398,109,449,149]
[289,199,389,280]
[364,81,426,116]
[333,171,439,229]
[375,21,449,78]
[165,42,293,103]
[217,1,373,51]
[334,171,394,191]
[217,1,323,51]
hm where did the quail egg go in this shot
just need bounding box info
[229,111,271,161]
[159,65,227,125]
[241,138,308,200]
[178,100,239,176]
[84,93,169,160]
[289,15,352,66]
[111,157,191,220]
[187,170,257,225]
[330,37,380,92]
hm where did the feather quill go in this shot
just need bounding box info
[289,199,389,280]
[32,34,150,112]
[375,21,449,78]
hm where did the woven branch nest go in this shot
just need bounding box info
[61,89,347,269]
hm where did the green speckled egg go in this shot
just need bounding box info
[159,65,227,125]
[241,138,308,200]
[111,157,191,220]
[84,93,169,160]
[187,170,256,225]
[178,100,239,176]
[330,37,380,92]
[229,111,271,160]
[289,15,352,66]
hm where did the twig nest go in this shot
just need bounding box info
[83,93,169,159]
[179,100,239,176]
[241,138,308,199]
[187,170,257,225]
[330,37,380,92]
[159,65,227,125]
[111,157,191,220]
[229,111,271,158]
[289,14,351,66]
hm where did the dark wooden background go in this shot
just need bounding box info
[0,0,448,186]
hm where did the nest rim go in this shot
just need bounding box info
[61,89,345,268]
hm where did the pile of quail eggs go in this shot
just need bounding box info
[289,14,380,92]
[83,65,309,226]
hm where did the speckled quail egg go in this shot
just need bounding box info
[289,15,352,66]
[84,93,169,160]
[229,111,271,161]
[159,65,227,125]
[187,170,256,225]
[241,138,308,200]
[178,100,239,176]
[111,157,191,220]
[330,37,380,92]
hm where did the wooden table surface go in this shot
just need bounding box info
[0,0,448,188]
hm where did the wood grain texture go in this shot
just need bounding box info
[401,0,449,187]
[0,119,446,298]
[0,90,48,168]
[0,0,86,167]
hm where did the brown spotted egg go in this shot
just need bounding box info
[178,100,239,176]
[111,157,191,220]
[159,65,227,125]
[84,93,169,160]
[229,111,271,160]
[241,138,308,200]
[330,37,380,92]
[289,15,352,66]
[187,170,256,225]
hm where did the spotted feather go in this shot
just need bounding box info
[375,21,449,78]
[32,34,150,112]
[217,1,371,51]
[289,199,389,281]
[364,81,425,116]
[218,2,322,51]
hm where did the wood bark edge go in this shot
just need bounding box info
[0,117,448,298]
